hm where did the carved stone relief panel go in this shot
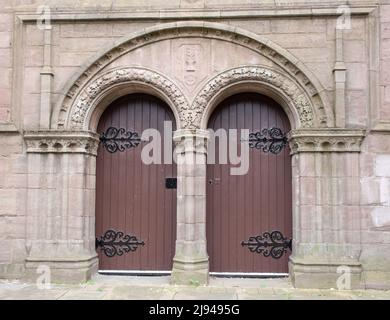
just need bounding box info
[171,40,210,98]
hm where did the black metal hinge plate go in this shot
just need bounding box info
[99,127,141,153]
[241,230,292,259]
[96,229,144,257]
[248,127,288,154]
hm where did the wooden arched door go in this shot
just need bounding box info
[206,93,292,274]
[95,93,177,272]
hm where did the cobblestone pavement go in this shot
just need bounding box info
[0,275,390,300]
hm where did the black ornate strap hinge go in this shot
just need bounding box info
[95,229,145,257]
[241,230,292,259]
[247,127,288,154]
[100,127,141,153]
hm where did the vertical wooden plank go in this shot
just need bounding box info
[132,96,142,269]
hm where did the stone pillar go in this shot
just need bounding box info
[40,28,53,129]
[333,28,347,128]
[288,129,366,289]
[23,131,99,283]
[171,129,209,285]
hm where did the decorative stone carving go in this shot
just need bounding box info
[56,23,331,129]
[173,129,210,154]
[192,66,315,129]
[183,45,199,86]
[24,131,100,156]
[68,68,187,129]
[173,42,208,90]
[288,129,366,154]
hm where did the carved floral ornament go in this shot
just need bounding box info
[64,66,318,130]
[68,68,187,129]
[55,23,332,129]
[193,66,316,128]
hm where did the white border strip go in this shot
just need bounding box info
[98,270,171,275]
[210,272,289,278]
[98,270,289,278]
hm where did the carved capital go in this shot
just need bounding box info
[24,131,100,156]
[173,129,209,154]
[288,129,366,154]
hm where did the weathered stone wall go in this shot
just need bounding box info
[0,0,389,288]
[356,3,390,290]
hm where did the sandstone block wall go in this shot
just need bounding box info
[0,0,389,288]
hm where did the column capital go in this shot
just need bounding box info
[24,130,100,156]
[173,129,210,142]
[288,129,366,154]
[173,129,209,154]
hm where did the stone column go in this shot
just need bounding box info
[40,28,53,129]
[333,28,347,128]
[23,131,99,283]
[171,129,209,285]
[288,129,365,289]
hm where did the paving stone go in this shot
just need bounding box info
[0,287,68,300]
[252,294,290,300]
[209,287,237,294]
[288,294,348,300]
[59,290,108,300]
[236,288,261,295]
[1,277,390,300]
[237,290,275,300]
[173,291,237,300]
[107,286,175,300]
[258,287,276,295]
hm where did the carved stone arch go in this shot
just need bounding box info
[197,66,317,130]
[53,21,333,129]
[63,67,187,131]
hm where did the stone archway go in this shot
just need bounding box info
[63,67,186,131]
[52,21,333,131]
[196,66,318,130]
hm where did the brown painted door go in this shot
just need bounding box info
[95,94,176,271]
[207,93,292,274]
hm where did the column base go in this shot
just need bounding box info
[289,256,363,289]
[359,245,390,289]
[24,254,98,284]
[171,258,209,286]
[0,263,25,279]
[362,271,390,290]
